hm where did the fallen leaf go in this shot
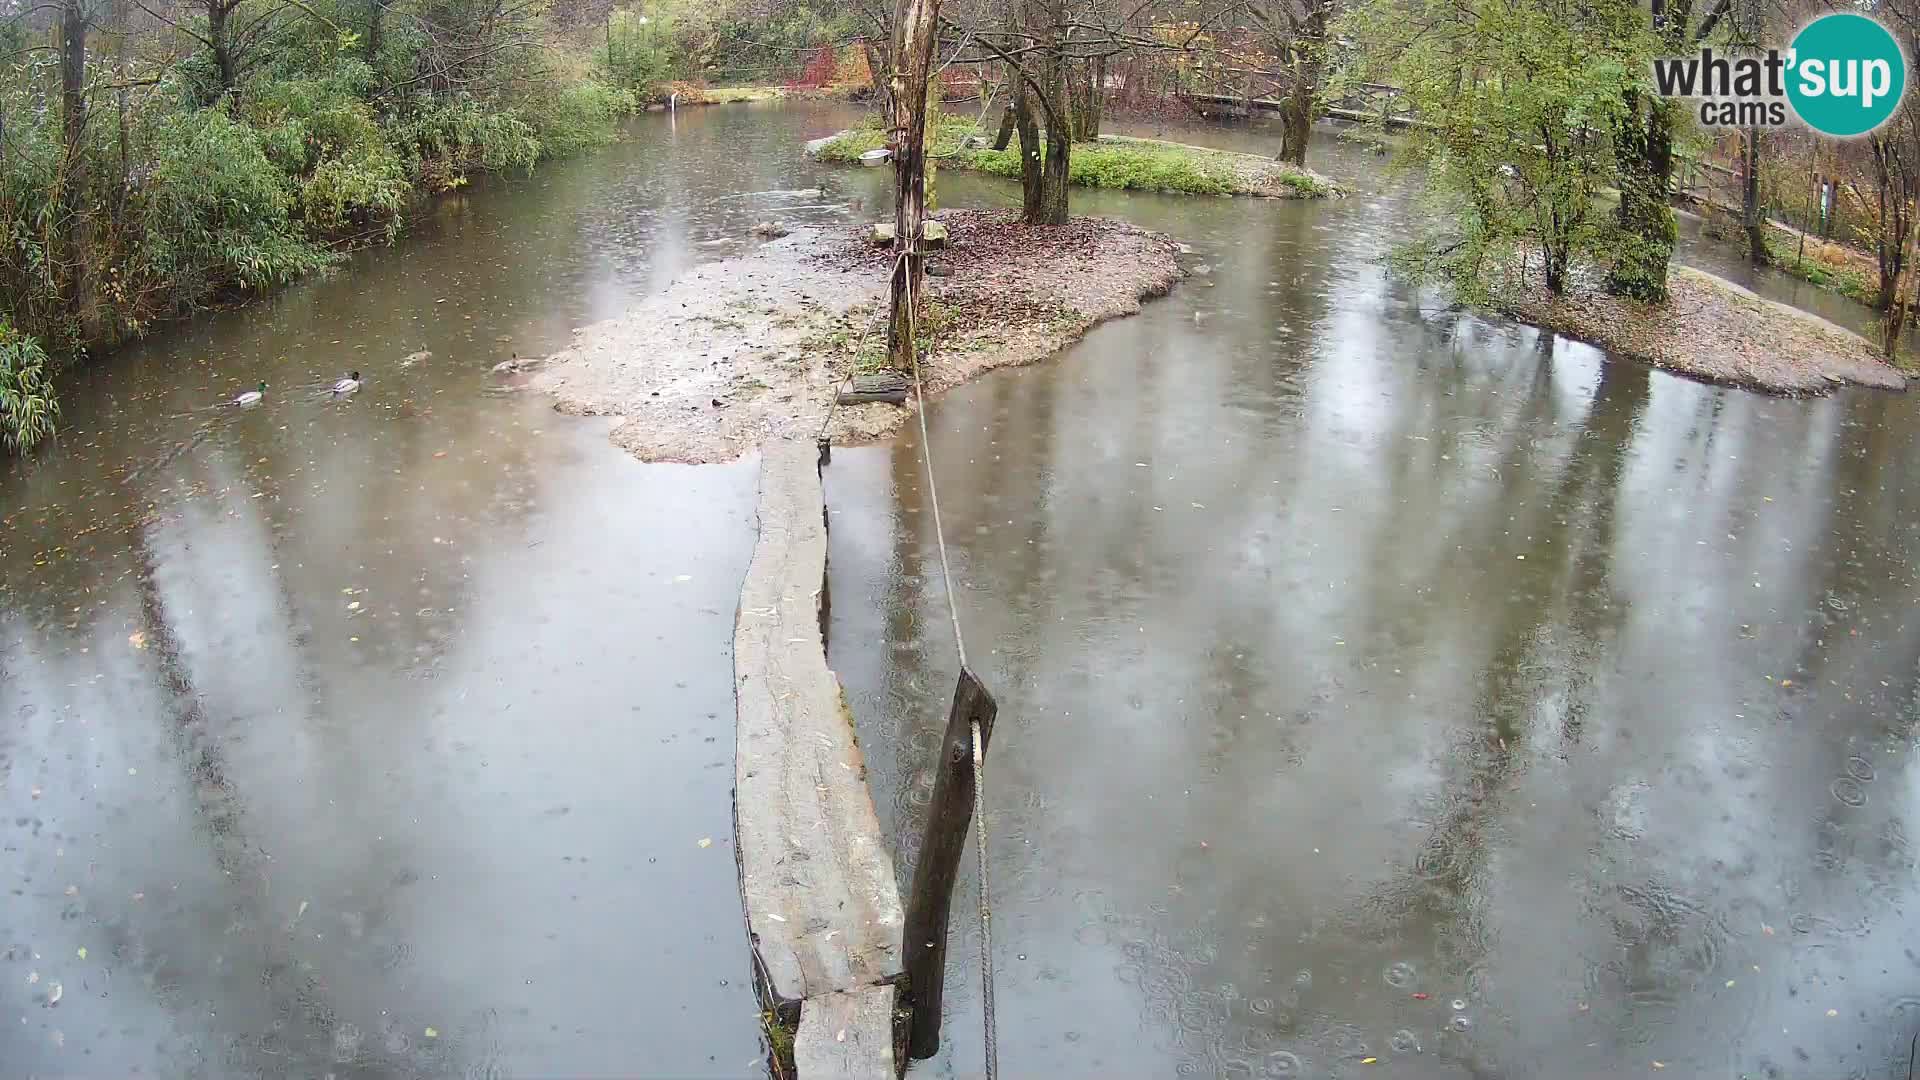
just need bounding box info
[75,948,85,960]
[1827,1009,1839,1017]
[1362,1058,1378,1065]
[424,1027,438,1038]
[128,631,148,649]
[698,837,712,848]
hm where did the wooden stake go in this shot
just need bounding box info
[902,667,998,1060]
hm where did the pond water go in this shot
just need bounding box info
[0,100,885,1077]
[825,118,1920,1078]
[4,99,1918,1079]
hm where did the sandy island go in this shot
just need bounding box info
[530,209,1181,463]
[1500,264,1907,397]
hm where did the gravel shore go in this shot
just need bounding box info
[531,210,1182,463]
[1500,265,1907,396]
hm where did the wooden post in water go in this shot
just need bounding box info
[887,0,943,370]
[902,668,998,1060]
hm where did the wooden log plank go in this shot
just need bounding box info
[901,667,998,1060]
[735,441,904,1012]
[838,388,910,405]
[793,985,900,1079]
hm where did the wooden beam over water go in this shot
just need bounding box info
[734,440,904,1078]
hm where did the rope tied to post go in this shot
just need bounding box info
[902,247,1000,1080]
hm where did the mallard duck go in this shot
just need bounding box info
[231,381,266,407]
[329,372,362,395]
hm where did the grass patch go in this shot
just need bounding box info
[1763,230,1878,308]
[961,140,1238,195]
[696,86,787,105]
[815,122,1334,197]
[762,1010,796,1078]
[1273,170,1334,196]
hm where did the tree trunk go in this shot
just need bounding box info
[1067,56,1103,141]
[1277,3,1326,168]
[885,0,943,370]
[1021,0,1069,225]
[1607,90,1677,302]
[1084,56,1105,140]
[367,0,384,72]
[60,0,94,336]
[1742,127,1767,266]
[112,0,129,228]
[1038,76,1070,224]
[1012,74,1043,221]
[863,36,888,100]
[992,103,1014,151]
[1883,212,1913,358]
[208,0,237,99]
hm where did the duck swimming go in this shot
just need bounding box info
[230,381,266,406]
[329,372,362,395]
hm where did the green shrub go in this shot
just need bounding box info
[136,108,332,302]
[386,98,540,190]
[600,8,680,96]
[0,323,59,455]
[517,76,639,159]
[247,67,411,237]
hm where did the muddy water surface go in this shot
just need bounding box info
[0,101,879,1077]
[829,121,1920,1078]
[7,98,1920,1080]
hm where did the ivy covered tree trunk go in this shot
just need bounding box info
[1607,89,1676,302]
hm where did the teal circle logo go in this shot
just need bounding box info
[1788,14,1907,137]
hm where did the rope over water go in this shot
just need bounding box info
[816,239,998,1079]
